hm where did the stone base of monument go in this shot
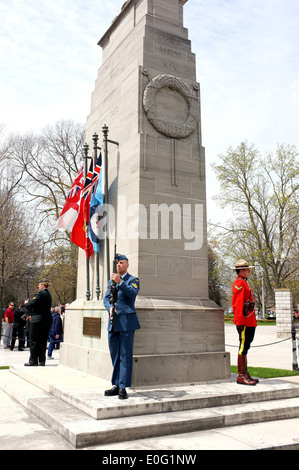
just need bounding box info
[59,299,111,380]
[59,298,231,385]
[132,352,230,386]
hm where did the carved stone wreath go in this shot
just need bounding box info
[143,74,199,139]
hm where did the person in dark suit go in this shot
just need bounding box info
[24,279,53,367]
[10,304,26,351]
[103,254,140,399]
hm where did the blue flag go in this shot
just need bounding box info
[88,153,104,253]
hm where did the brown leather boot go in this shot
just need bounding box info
[237,355,256,385]
[244,356,259,383]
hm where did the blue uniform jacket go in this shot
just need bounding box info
[103,272,140,332]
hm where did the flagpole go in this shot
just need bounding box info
[83,142,91,301]
[92,132,101,300]
[102,124,119,285]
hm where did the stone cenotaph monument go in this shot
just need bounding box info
[60,0,231,385]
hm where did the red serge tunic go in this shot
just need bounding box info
[232,276,257,327]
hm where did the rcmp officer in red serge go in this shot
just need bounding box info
[232,259,259,386]
[103,254,140,399]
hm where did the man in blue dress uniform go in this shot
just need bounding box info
[103,254,140,399]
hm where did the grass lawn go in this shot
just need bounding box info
[231,365,299,379]
[224,317,276,326]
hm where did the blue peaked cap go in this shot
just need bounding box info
[115,253,128,261]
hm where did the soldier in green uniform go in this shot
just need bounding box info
[24,279,53,366]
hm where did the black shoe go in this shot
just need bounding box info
[39,362,45,366]
[24,362,38,366]
[118,388,128,399]
[104,385,119,396]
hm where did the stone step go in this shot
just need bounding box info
[2,367,299,449]
[9,365,299,420]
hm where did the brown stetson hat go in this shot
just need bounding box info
[231,259,254,270]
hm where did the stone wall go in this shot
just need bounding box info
[275,289,293,338]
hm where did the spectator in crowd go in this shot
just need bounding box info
[3,302,15,349]
[48,306,63,360]
[10,304,26,351]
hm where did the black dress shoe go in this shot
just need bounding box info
[104,385,119,396]
[118,388,128,399]
[24,362,38,366]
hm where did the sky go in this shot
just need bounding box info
[0,0,299,224]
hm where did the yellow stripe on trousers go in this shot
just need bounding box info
[239,326,246,355]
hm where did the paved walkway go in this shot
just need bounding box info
[224,323,295,370]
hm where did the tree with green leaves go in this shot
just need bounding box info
[211,141,299,306]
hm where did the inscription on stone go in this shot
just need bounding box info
[83,317,101,338]
[159,46,182,60]
[163,61,178,72]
